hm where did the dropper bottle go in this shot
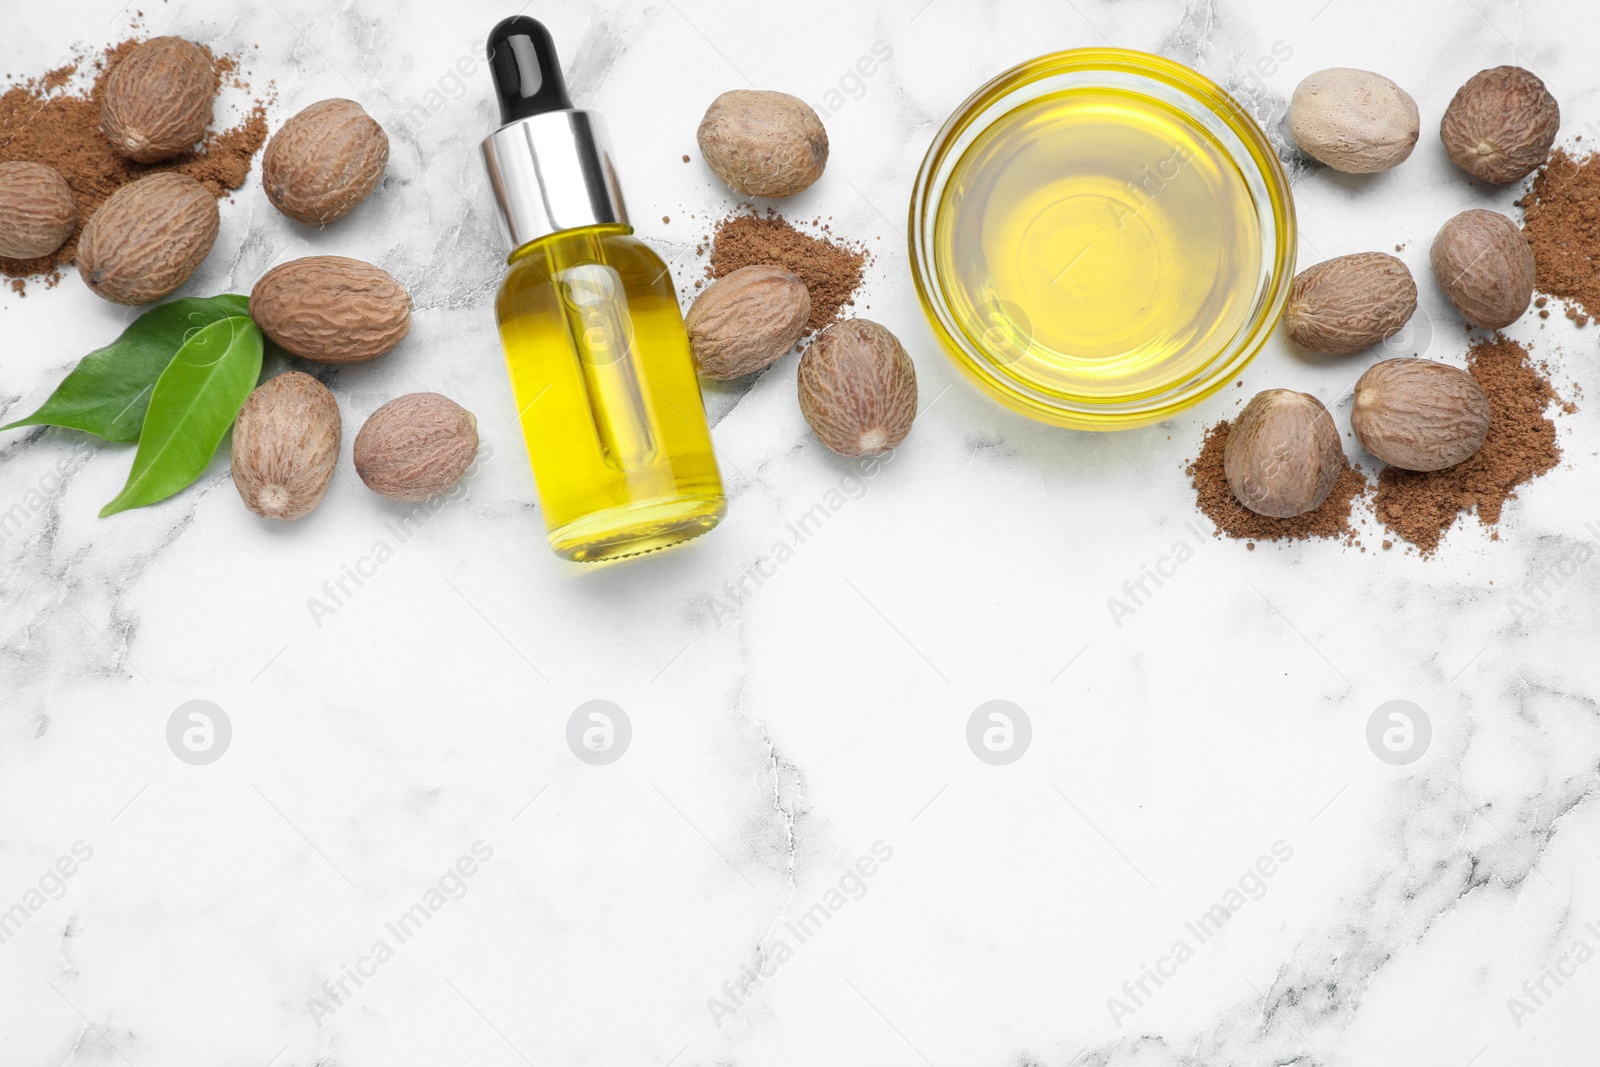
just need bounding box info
[481,15,725,562]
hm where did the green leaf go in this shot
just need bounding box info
[3,294,250,442]
[100,316,264,518]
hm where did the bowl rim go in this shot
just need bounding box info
[908,47,1298,431]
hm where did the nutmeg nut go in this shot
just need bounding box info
[354,393,478,502]
[1440,66,1560,185]
[1431,209,1536,329]
[231,371,341,520]
[1351,358,1491,472]
[250,256,411,363]
[76,172,218,305]
[685,265,811,379]
[697,90,828,199]
[0,162,78,260]
[100,36,216,163]
[1289,68,1420,174]
[1285,252,1418,355]
[1223,390,1345,519]
[262,99,389,225]
[797,319,917,457]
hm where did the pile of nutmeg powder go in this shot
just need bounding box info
[1189,334,1568,553]
[1522,148,1600,326]
[1373,336,1567,552]
[694,208,870,333]
[1188,423,1370,547]
[0,38,268,291]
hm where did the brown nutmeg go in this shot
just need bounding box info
[262,99,389,225]
[100,36,216,163]
[76,172,218,305]
[1431,209,1536,329]
[697,90,829,198]
[1440,66,1560,185]
[1285,252,1418,355]
[685,265,811,379]
[797,319,917,457]
[1351,358,1491,472]
[231,372,341,520]
[0,162,78,259]
[1223,389,1344,519]
[250,256,411,363]
[354,393,478,502]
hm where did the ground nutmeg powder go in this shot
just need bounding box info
[0,38,268,291]
[1191,335,1569,555]
[1188,421,1370,547]
[1373,335,1566,554]
[704,209,869,333]
[1522,148,1600,326]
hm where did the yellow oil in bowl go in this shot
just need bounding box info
[911,50,1296,430]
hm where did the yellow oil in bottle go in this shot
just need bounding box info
[496,224,725,562]
[934,85,1264,403]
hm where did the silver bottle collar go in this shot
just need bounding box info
[481,109,629,251]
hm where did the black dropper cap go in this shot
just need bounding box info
[480,14,627,246]
[487,16,573,124]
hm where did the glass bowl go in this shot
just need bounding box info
[909,48,1297,431]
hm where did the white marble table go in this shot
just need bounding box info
[4,0,1599,1064]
